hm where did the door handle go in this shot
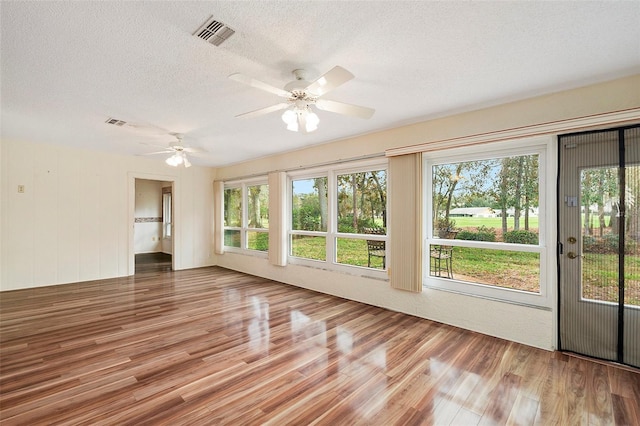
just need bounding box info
[567,252,581,259]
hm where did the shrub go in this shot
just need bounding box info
[338,215,379,233]
[338,217,356,233]
[583,235,597,252]
[456,225,496,242]
[435,217,456,229]
[292,205,321,231]
[504,230,539,245]
[252,232,269,251]
[601,233,639,253]
[604,234,620,252]
[593,234,639,255]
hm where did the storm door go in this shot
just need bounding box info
[558,125,639,368]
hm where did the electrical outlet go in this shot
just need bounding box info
[18,185,25,193]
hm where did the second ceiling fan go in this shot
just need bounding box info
[229,66,375,133]
[140,133,206,168]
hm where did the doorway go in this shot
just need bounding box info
[558,124,639,368]
[134,178,174,274]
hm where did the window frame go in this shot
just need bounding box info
[287,158,389,278]
[423,136,555,308]
[162,187,172,239]
[223,177,269,256]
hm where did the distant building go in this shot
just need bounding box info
[449,207,497,218]
[449,207,540,218]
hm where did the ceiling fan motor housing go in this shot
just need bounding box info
[229,65,374,121]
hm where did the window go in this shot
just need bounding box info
[246,183,269,251]
[162,187,172,238]
[424,137,554,306]
[291,177,327,260]
[289,160,388,274]
[224,180,269,252]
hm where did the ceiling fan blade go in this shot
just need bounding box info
[140,141,173,149]
[139,150,174,156]
[236,102,290,119]
[305,66,354,96]
[184,147,207,154]
[125,123,169,135]
[315,99,375,119]
[229,73,291,98]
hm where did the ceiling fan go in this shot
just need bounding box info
[140,133,206,168]
[229,66,375,133]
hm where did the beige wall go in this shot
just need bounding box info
[0,140,215,291]
[214,75,640,351]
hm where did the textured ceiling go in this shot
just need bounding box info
[2,1,639,167]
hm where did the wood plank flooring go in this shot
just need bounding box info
[135,253,172,274]
[1,266,638,425]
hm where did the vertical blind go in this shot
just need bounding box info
[389,153,423,292]
[268,171,287,266]
[213,180,224,255]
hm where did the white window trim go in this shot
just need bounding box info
[162,191,172,239]
[287,158,389,279]
[223,177,269,257]
[423,135,556,308]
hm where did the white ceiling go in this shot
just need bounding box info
[2,1,639,167]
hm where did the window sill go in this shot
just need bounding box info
[223,247,269,259]
[288,257,389,282]
[423,278,552,310]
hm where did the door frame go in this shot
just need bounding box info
[128,172,178,275]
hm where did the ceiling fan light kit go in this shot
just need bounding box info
[281,105,320,133]
[229,66,374,133]
[165,151,191,168]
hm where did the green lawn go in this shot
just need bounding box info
[447,247,540,292]
[582,253,640,305]
[291,235,326,261]
[450,216,539,229]
[237,225,639,306]
[290,236,384,269]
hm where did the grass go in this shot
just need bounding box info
[228,217,639,306]
[447,247,540,292]
[582,253,640,305]
[450,217,539,230]
[336,238,384,269]
[291,236,384,269]
[291,236,326,261]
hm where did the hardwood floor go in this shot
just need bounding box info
[1,266,638,425]
[135,252,172,274]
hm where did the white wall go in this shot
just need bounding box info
[0,140,215,291]
[213,75,640,351]
[134,179,163,254]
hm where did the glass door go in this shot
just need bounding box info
[558,125,639,368]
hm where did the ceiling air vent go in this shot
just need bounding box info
[193,16,235,46]
[105,118,126,126]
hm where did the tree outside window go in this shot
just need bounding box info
[289,164,388,271]
[430,153,542,293]
[247,184,269,251]
[224,187,242,248]
[223,182,269,252]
